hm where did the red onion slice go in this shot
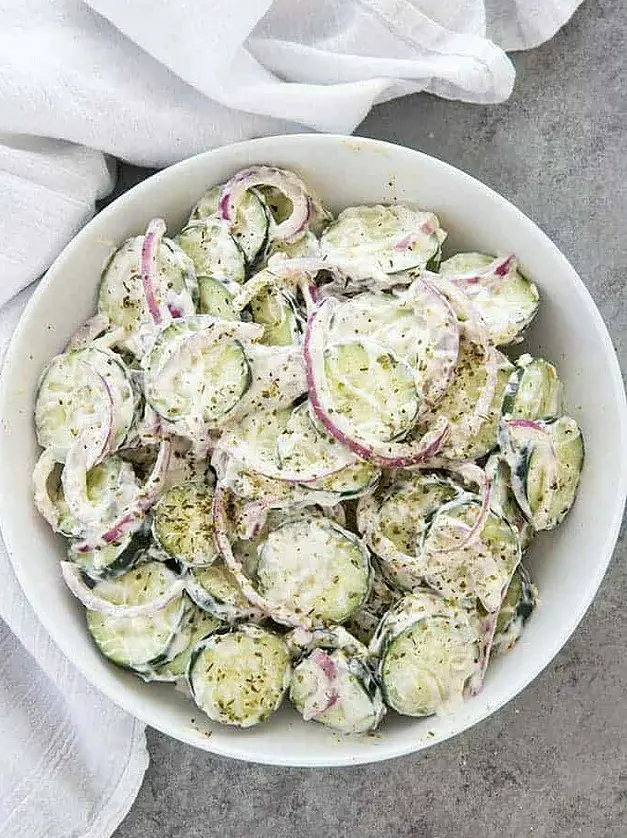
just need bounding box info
[466,609,499,697]
[448,254,516,286]
[66,314,111,352]
[300,648,340,720]
[33,449,63,532]
[424,273,491,350]
[505,418,545,432]
[219,166,311,243]
[430,479,492,555]
[72,439,172,552]
[61,561,184,617]
[140,218,167,325]
[400,277,461,411]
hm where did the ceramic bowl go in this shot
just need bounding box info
[1,135,625,766]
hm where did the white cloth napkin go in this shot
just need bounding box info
[0,1,584,836]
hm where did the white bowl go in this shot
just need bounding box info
[1,135,625,767]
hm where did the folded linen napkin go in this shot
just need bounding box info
[0,1,584,835]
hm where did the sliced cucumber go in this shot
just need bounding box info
[370,591,480,717]
[218,406,292,478]
[344,573,401,645]
[417,338,513,460]
[67,526,151,580]
[198,276,239,320]
[86,565,187,668]
[188,624,291,727]
[276,401,357,482]
[374,474,459,557]
[256,516,372,624]
[265,230,320,262]
[54,455,140,539]
[321,205,446,274]
[358,473,460,591]
[501,354,563,420]
[86,560,181,607]
[304,461,380,499]
[323,341,419,442]
[289,629,385,734]
[177,218,246,284]
[35,347,135,462]
[153,602,222,681]
[190,184,268,264]
[186,562,263,623]
[439,252,539,345]
[493,564,538,656]
[213,446,323,510]
[501,416,584,530]
[485,455,534,551]
[422,498,521,613]
[327,285,459,410]
[152,482,218,568]
[250,288,301,346]
[143,318,252,433]
[98,234,197,357]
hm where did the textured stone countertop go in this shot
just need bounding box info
[114,3,626,836]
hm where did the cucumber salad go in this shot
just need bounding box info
[33,165,584,734]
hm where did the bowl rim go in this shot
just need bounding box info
[1,133,626,767]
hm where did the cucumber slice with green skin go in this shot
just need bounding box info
[485,455,534,551]
[265,230,320,262]
[357,473,461,591]
[327,283,459,411]
[35,347,136,463]
[188,624,291,727]
[320,205,446,274]
[98,234,198,358]
[251,288,302,346]
[416,337,513,461]
[67,526,151,580]
[501,354,563,420]
[143,318,255,436]
[500,416,584,531]
[177,218,246,284]
[152,602,222,681]
[323,340,419,443]
[186,563,264,623]
[288,627,385,734]
[54,455,140,539]
[152,482,218,568]
[276,401,358,482]
[87,595,186,669]
[344,573,402,645]
[213,450,312,508]
[86,564,187,668]
[439,253,539,346]
[216,406,361,503]
[218,406,293,479]
[190,185,268,264]
[84,560,182,609]
[370,591,481,717]
[303,460,380,499]
[256,516,372,624]
[197,276,240,320]
[421,498,521,613]
[492,564,538,656]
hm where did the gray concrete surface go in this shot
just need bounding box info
[114,3,627,836]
